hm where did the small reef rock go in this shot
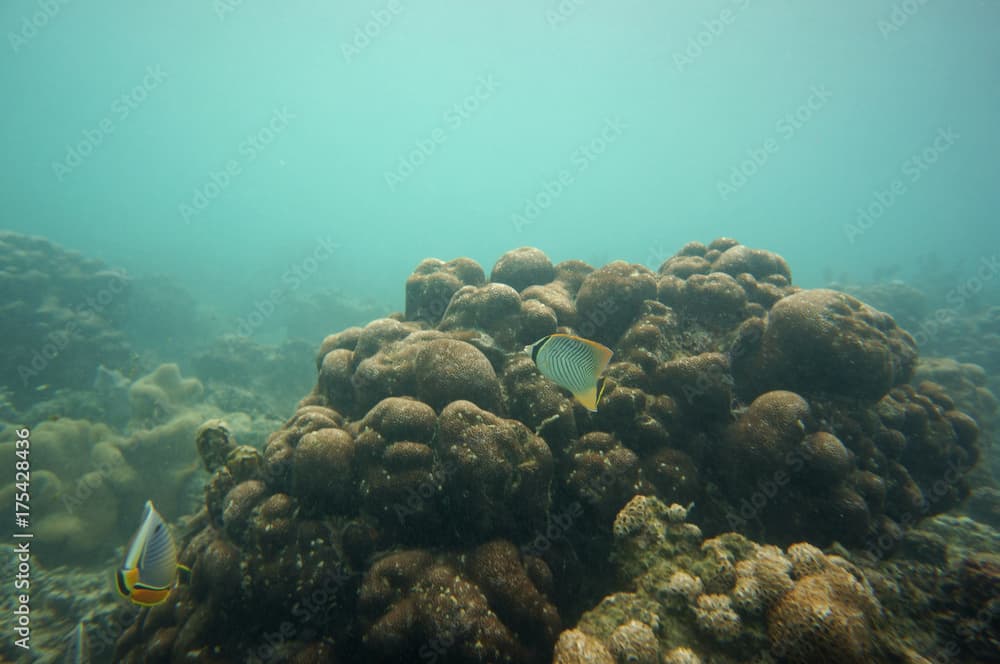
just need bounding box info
[113,241,990,663]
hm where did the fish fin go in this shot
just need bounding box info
[596,376,609,404]
[574,384,599,411]
[177,564,192,584]
[575,376,611,412]
[129,586,171,607]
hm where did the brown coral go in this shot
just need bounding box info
[767,566,882,663]
[405,256,486,325]
[491,247,556,292]
[733,289,917,402]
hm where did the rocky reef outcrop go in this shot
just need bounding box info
[111,241,988,663]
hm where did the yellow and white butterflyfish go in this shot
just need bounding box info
[115,500,188,607]
[526,333,613,411]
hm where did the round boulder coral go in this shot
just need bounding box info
[354,399,443,538]
[655,352,733,421]
[357,396,437,447]
[292,427,356,512]
[359,548,555,663]
[437,400,553,537]
[694,593,742,642]
[608,620,658,664]
[415,338,502,412]
[711,244,791,282]
[491,247,556,292]
[767,566,881,663]
[553,629,615,664]
[799,432,853,485]
[724,390,810,478]
[564,432,640,522]
[405,257,486,325]
[733,289,917,402]
[685,272,748,316]
[575,261,657,346]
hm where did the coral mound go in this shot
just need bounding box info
[111,242,985,663]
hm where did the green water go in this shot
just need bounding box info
[2,0,998,315]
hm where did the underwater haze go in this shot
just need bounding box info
[3,0,999,314]
[4,3,1000,664]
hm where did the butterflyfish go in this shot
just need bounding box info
[116,500,188,606]
[526,333,613,411]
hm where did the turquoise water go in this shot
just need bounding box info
[2,0,998,315]
[3,5,1000,662]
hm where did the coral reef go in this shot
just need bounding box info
[571,494,912,663]
[0,231,135,411]
[192,335,316,417]
[109,242,987,662]
[128,362,203,426]
[0,363,278,566]
[844,280,1000,392]
[406,257,486,325]
[732,288,918,402]
[359,541,560,663]
[0,552,139,664]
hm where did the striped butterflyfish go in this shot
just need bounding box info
[526,333,613,411]
[115,500,187,606]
